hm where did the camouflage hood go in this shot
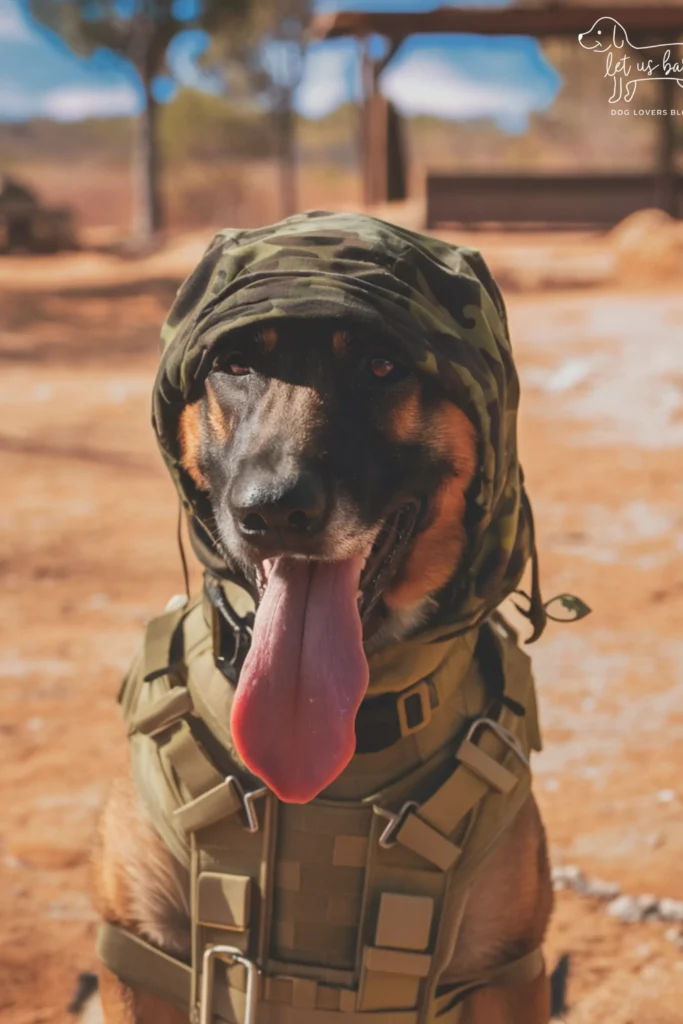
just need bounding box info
[153,211,545,641]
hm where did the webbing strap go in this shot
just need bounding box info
[131,687,194,736]
[160,720,224,798]
[419,731,517,836]
[98,922,543,1023]
[97,922,191,1012]
[388,720,527,871]
[432,946,545,1017]
[175,777,244,834]
[143,607,186,681]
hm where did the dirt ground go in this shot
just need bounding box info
[1,228,683,1023]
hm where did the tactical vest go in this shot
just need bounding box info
[98,575,544,1024]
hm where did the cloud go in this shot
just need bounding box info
[295,30,559,130]
[295,38,362,119]
[42,82,141,121]
[0,79,140,120]
[382,53,548,132]
[0,0,31,42]
[381,36,560,132]
[0,0,143,122]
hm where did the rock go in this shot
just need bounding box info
[582,877,621,900]
[551,864,585,891]
[657,789,677,804]
[607,894,647,923]
[659,898,683,922]
[636,894,660,920]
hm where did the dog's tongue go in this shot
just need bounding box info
[231,556,369,803]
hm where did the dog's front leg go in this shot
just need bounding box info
[93,775,192,1024]
[460,970,550,1024]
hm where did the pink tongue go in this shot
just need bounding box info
[231,556,369,803]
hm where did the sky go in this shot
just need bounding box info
[0,0,562,133]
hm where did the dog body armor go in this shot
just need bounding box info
[98,575,544,1024]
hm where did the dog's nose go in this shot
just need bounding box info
[232,471,328,540]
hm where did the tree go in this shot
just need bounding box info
[30,0,248,240]
[207,0,312,219]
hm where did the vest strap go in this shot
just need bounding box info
[98,922,543,1024]
[374,716,528,873]
[97,923,191,1013]
[432,946,545,1016]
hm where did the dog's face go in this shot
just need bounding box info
[578,17,625,53]
[179,320,477,646]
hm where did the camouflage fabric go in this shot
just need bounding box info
[152,210,545,640]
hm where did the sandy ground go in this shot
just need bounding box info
[1,230,683,1023]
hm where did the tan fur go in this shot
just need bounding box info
[259,327,279,351]
[386,386,422,443]
[332,329,350,357]
[206,379,231,445]
[178,402,209,491]
[386,403,477,610]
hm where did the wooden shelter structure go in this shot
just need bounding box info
[311,2,683,227]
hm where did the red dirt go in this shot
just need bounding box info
[1,232,683,1022]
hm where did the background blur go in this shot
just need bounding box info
[2,2,683,1023]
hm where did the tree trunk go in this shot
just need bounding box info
[136,78,163,242]
[276,100,297,219]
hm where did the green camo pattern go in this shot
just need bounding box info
[152,210,543,638]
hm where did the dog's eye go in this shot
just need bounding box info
[370,358,396,379]
[213,353,251,376]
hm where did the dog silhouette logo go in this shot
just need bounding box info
[578,17,683,103]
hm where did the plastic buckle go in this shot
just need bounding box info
[464,717,529,769]
[396,680,432,738]
[199,945,259,1024]
[228,777,268,833]
[374,800,420,849]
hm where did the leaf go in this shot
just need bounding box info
[544,593,592,623]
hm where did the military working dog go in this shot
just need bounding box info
[94,214,554,1024]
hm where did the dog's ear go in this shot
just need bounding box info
[612,19,627,49]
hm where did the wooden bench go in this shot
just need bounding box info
[426,173,683,228]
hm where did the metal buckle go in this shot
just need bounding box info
[396,680,432,738]
[228,777,268,833]
[374,800,419,849]
[199,945,258,1024]
[464,717,529,769]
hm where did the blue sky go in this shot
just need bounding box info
[0,0,561,132]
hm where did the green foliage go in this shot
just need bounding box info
[29,0,248,82]
[158,89,274,161]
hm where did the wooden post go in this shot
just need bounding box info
[657,76,678,217]
[360,41,378,206]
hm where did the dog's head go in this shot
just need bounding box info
[153,213,537,802]
[578,17,626,53]
[179,319,478,643]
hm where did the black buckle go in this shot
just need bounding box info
[205,576,253,679]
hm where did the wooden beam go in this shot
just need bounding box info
[311,6,683,42]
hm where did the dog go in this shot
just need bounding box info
[579,16,683,103]
[93,215,554,1024]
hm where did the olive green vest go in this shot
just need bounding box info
[98,577,544,1024]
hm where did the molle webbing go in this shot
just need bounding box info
[105,582,543,1023]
